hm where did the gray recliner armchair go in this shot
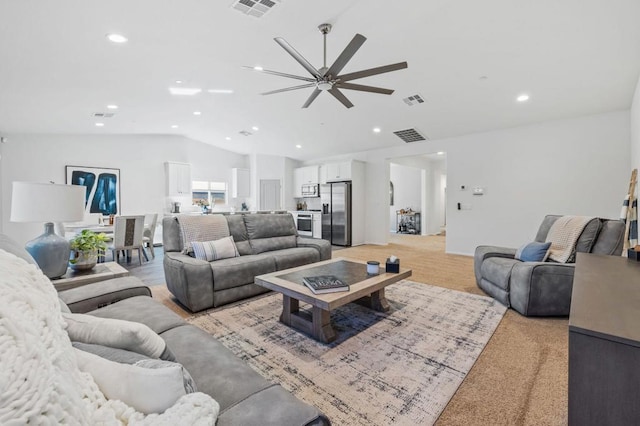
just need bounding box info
[474,215,624,316]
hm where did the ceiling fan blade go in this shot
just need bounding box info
[261,83,317,96]
[328,87,354,109]
[302,89,322,108]
[335,82,394,95]
[338,61,408,82]
[242,66,315,82]
[325,34,366,78]
[274,37,321,78]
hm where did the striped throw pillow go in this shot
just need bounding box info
[191,236,239,261]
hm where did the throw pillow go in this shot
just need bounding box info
[191,236,240,261]
[73,342,197,393]
[63,312,175,360]
[176,214,230,254]
[59,297,71,314]
[74,348,196,415]
[515,241,552,262]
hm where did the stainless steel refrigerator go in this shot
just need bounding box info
[321,182,352,246]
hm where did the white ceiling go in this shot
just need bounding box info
[1,0,639,161]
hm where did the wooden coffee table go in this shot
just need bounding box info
[255,257,412,343]
[52,262,129,291]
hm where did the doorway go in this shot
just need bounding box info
[259,179,281,211]
[388,153,447,237]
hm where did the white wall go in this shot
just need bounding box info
[631,75,640,176]
[0,133,247,244]
[311,110,631,255]
[389,163,422,232]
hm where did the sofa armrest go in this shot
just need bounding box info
[58,276,151,313]
[474,245,517,284]
[509,262,575,316]
[297,237,331,261]
[163,252,213,312]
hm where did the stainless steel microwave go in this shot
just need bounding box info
[301,184,319,197]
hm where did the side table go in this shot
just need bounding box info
[51,262,130,291]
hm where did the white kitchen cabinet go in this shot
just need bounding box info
[232,168,250,198]
[302,165,319,184]
[293,166,319,197]
[293,168,304,198]
[325,161,352,182]
[319,165,328,184]
[165,162,192,196]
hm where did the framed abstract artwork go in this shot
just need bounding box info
[65,165,120,216]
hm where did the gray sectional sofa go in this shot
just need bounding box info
[0,233,330,425]
[163,213,331,312]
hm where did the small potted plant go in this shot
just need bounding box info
[69,229,109,271]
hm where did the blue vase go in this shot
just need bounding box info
[25,222,70,279]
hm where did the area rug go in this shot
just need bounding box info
[187,281,507,425]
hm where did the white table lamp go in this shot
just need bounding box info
[10,182,85,278]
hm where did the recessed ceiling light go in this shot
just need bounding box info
[296,144,302,149]
[373,127,381,133]
[253,66,263,71]
[517,94,530,102]
[95,123,105,127]
[106,104,118,110]
[168,87,202,96]
[193,111,202,116]
[252,126,259,131]
[171,125,179,129]
[225,137,231,141]
[106,33,128,43]
[207,89,234,94]
[175,80,183,84]
[437,151,444,155]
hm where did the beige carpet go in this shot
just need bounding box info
[187,281,506,425]
[150,234,569,425]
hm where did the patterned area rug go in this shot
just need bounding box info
[188,281,506,425]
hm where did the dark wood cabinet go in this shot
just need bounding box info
[569,253,640,425]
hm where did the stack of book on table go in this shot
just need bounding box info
[302,275,349,294]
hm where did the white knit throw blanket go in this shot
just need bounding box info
[0,248,219,425]
[545,216,594,263]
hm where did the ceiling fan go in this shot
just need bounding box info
[244,23,408,109]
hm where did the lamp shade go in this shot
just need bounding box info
[10,182,85,223]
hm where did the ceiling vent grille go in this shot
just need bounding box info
[93,112,115,118]
[231,0,281,18]
[393,128,427,143]
[402,94,425,106]
[239,130,253,136]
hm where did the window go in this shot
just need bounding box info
[192,181,227,207]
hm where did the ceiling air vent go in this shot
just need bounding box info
[393,128,427,143]
[231,0,281,18]
[239,130,253,136]
[93,112,115,118]
[402,94,425,106]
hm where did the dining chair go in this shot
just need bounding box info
[142,213,158,259]
[109,215,146,265]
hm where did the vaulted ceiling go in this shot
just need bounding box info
[1,0,639,160]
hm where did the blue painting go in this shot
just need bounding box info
[66,166,120,216]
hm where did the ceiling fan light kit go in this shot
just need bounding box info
[246,23,408,108]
